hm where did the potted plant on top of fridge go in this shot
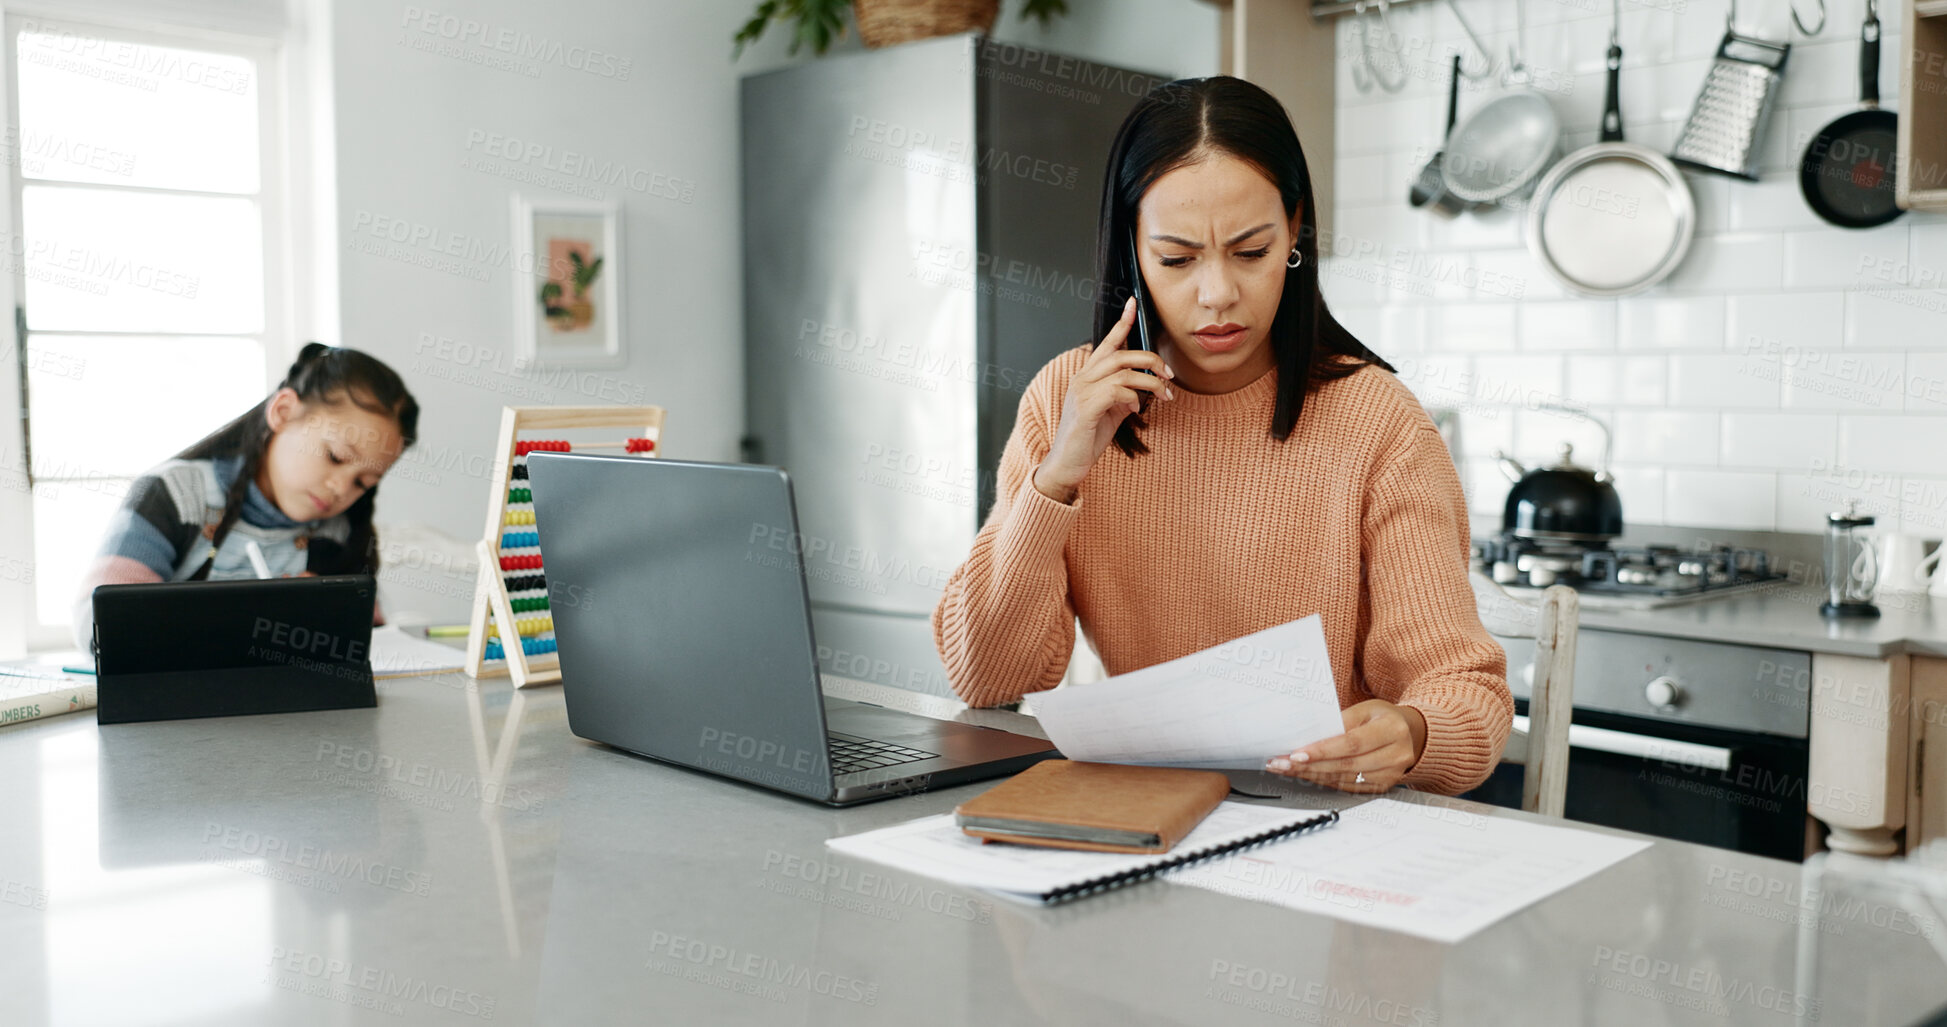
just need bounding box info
[732,0,1068,57]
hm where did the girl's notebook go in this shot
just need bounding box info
[826,801,1338,905]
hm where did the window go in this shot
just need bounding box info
[6,16,284,644]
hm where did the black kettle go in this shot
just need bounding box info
[1494,409,1622,542]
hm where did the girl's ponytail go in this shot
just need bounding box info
[286,341,332,381]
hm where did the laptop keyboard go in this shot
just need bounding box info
[827,733,938,776]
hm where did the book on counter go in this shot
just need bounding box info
[1,655,99,727]
[954,760,1234,854]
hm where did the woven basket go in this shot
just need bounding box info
[854,0,1000,48]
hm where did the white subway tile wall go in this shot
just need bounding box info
[1721,412,1838,467]
[1669,354,1780,408]
[1327,0,1947,535]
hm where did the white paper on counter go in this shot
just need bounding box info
[1169,798,1653,943]
[1028,614,1343,769]
[369,626,469,678]
[825,801,1333,902]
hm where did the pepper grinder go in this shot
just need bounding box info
[1821,501,1880,619]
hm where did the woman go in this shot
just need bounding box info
[930,77,1509,796]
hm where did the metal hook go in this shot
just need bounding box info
[1508,0,1530,82]
[1357,0,1406,93]
[1349,2,1374,93]
[1444,0,1495,81]
[1728,0,1825,35]
[1792,0,1826,35]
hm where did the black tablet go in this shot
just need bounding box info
[92,575,378,724]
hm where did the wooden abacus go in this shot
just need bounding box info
[463,405,666,687]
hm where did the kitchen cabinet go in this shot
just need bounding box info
[1906,656,1947,848]
[1809,653,1947,856]
[1898,0,1947,212]
[1809,653,1911,856]
[1204,0,1336,238]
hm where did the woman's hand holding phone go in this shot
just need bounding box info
[1032,296,1174,504]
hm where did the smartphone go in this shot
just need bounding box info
[1126,229,1157,359]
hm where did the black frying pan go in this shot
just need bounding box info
[1800,3,1902,228]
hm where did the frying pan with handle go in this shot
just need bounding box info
[1799,1,1902,229]
[1440,0,1560,209]
[1524,0,1695,297]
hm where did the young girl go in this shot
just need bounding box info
[72,343,420,647]
[932,77,1511,796]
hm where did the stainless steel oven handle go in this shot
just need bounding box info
[1512,714,1734,771]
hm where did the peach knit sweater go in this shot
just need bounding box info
[931,345,1512,795]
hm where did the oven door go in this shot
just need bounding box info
[1469,703,1811,860]
[1474,628,1815,861]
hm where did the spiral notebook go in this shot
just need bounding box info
[825,801,1339,904]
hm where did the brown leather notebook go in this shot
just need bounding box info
[953,760,1231,854]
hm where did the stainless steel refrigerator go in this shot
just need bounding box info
[741,34,1161,698]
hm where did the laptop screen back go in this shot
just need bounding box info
[526,453,836,800]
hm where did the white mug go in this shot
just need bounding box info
[1928,544,1947,599]
[1877,533,1936,596]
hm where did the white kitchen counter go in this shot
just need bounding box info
[1569,586,1947,659]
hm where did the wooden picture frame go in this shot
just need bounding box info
[511,196,624,369]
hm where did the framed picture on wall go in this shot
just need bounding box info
[512,196,624,368]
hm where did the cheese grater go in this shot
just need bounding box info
[1670,30,1791,180]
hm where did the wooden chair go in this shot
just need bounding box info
[1471,571,1579,818]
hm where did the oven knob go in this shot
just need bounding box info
[1645,676,1684,709]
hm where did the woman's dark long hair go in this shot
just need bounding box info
[1095,76,1392,457]
[178,343,420,579]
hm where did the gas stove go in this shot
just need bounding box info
[1471,535,1790,609]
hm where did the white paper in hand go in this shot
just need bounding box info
[1030,615,1343,769]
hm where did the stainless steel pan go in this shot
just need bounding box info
[1526,0,1694,297]
[1439,0,1559,208]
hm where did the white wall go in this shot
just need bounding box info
[328,0,1217,620]
[1325,0,1947,538]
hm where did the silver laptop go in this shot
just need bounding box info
[525,452,1057,805]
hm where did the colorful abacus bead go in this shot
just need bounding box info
[486,616,553,638]
[511,596,549,613]
[625,437,656,453]
[502,531,540,549]
[507,487,532,503]
[500,554,543,571]
[514,440,571,456]
[483,637,555,660]
[504,509,535,526]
